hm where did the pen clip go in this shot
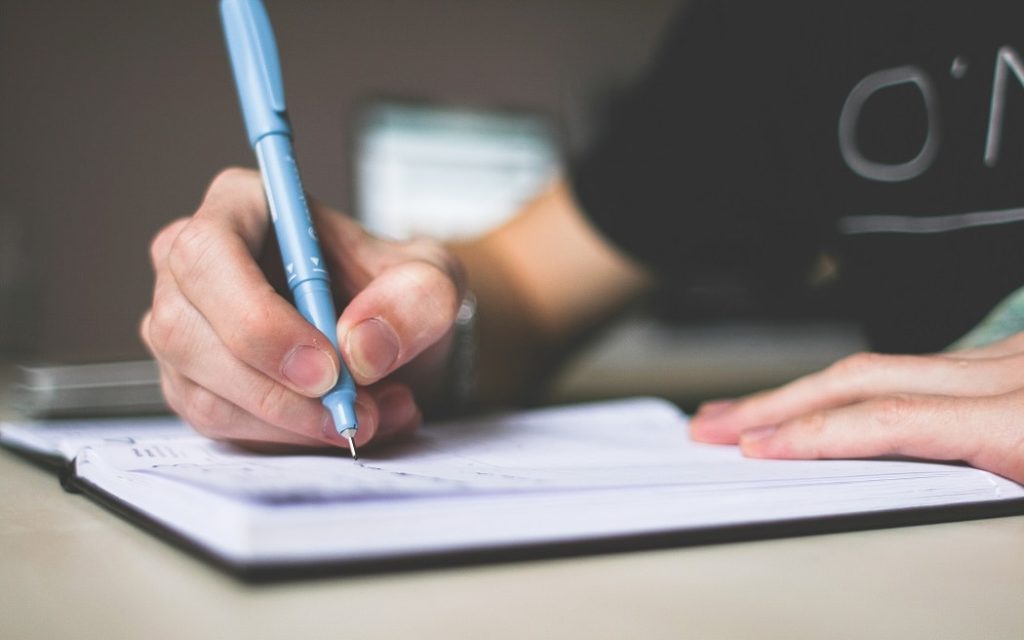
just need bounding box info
[221,0,290,145]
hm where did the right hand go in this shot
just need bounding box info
[141,168,467,451]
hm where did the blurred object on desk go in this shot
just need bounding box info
[14,360,167,419]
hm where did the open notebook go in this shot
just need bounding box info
[3,397,1023,579]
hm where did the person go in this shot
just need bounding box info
[142,0,1024,482]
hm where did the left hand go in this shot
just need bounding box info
[689,332,1024,484]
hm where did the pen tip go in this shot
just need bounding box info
[346,436,358,460]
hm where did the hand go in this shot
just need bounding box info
[141,168,466,451]
[690,333,1024,483]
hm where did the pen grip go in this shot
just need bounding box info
[255,134,328,290]
[254,134,343,352]
[254,135,356,400]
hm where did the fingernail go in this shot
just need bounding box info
[282,346,338,395]
[740,425,778,444]
[319,400,376,448]
[346,318,400,381]
[318,410,342,445]
[695,400,736,421]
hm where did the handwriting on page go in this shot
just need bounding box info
[82,398,1007,508]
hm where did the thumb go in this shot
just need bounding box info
[337,259,463,385]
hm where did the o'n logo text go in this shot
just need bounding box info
[984,46,1024,167]
[838,66,939,182]
[839,46,1024,182]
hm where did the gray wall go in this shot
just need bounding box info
[0,0,676,362]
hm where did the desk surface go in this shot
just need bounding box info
[2,449,1023,640]
[3,355,1024,640]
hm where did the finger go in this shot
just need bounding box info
[307,198,380,294]
[195,167,276,253]
[149,217,190,271]
[692,399,737,421]
[145,278,377,446]
[156,363,332,448]
[166,169,342,398]
[158,359,391,450]
[738,392,1024,484]
[337,257,464,385]
[307,206,467,385]
[313,203,466,295]
[690,351,1021,444]
[370,380,422,445]
[147,301,402,452]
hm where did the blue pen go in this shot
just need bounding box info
[220,0,359,458]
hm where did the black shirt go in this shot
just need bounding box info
[572,0,1024,353]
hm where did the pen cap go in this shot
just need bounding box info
[220,0,291,146]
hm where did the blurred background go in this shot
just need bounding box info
[0,0,863,409]
[0,0,674,358]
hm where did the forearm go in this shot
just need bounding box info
[449,179,654,406]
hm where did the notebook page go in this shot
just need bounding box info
[76,398,1016,501]
[0,416,190,460]
[70,398,1024,564]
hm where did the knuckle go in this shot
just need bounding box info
[868,394,935,455]
[403,236,444,256]
[147,293,189,356]
[139,311,155,353]
[149,217,189,269]
[405,238,466,292]
[182,384,232,436]
[157,373,182,416]
[831,352,885,378]
[206,166,259,198]
[779,412,829,458]
[827,352,891,396]
[871,394,916,429]
[405,259,461,316]
[792,410,829,437]
[203,167,266,216]
[167,219,216,284]
[250,381,296,428]
[951,357,971,370]
[222,291,281,361]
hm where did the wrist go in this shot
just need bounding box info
[425,291,478,418]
